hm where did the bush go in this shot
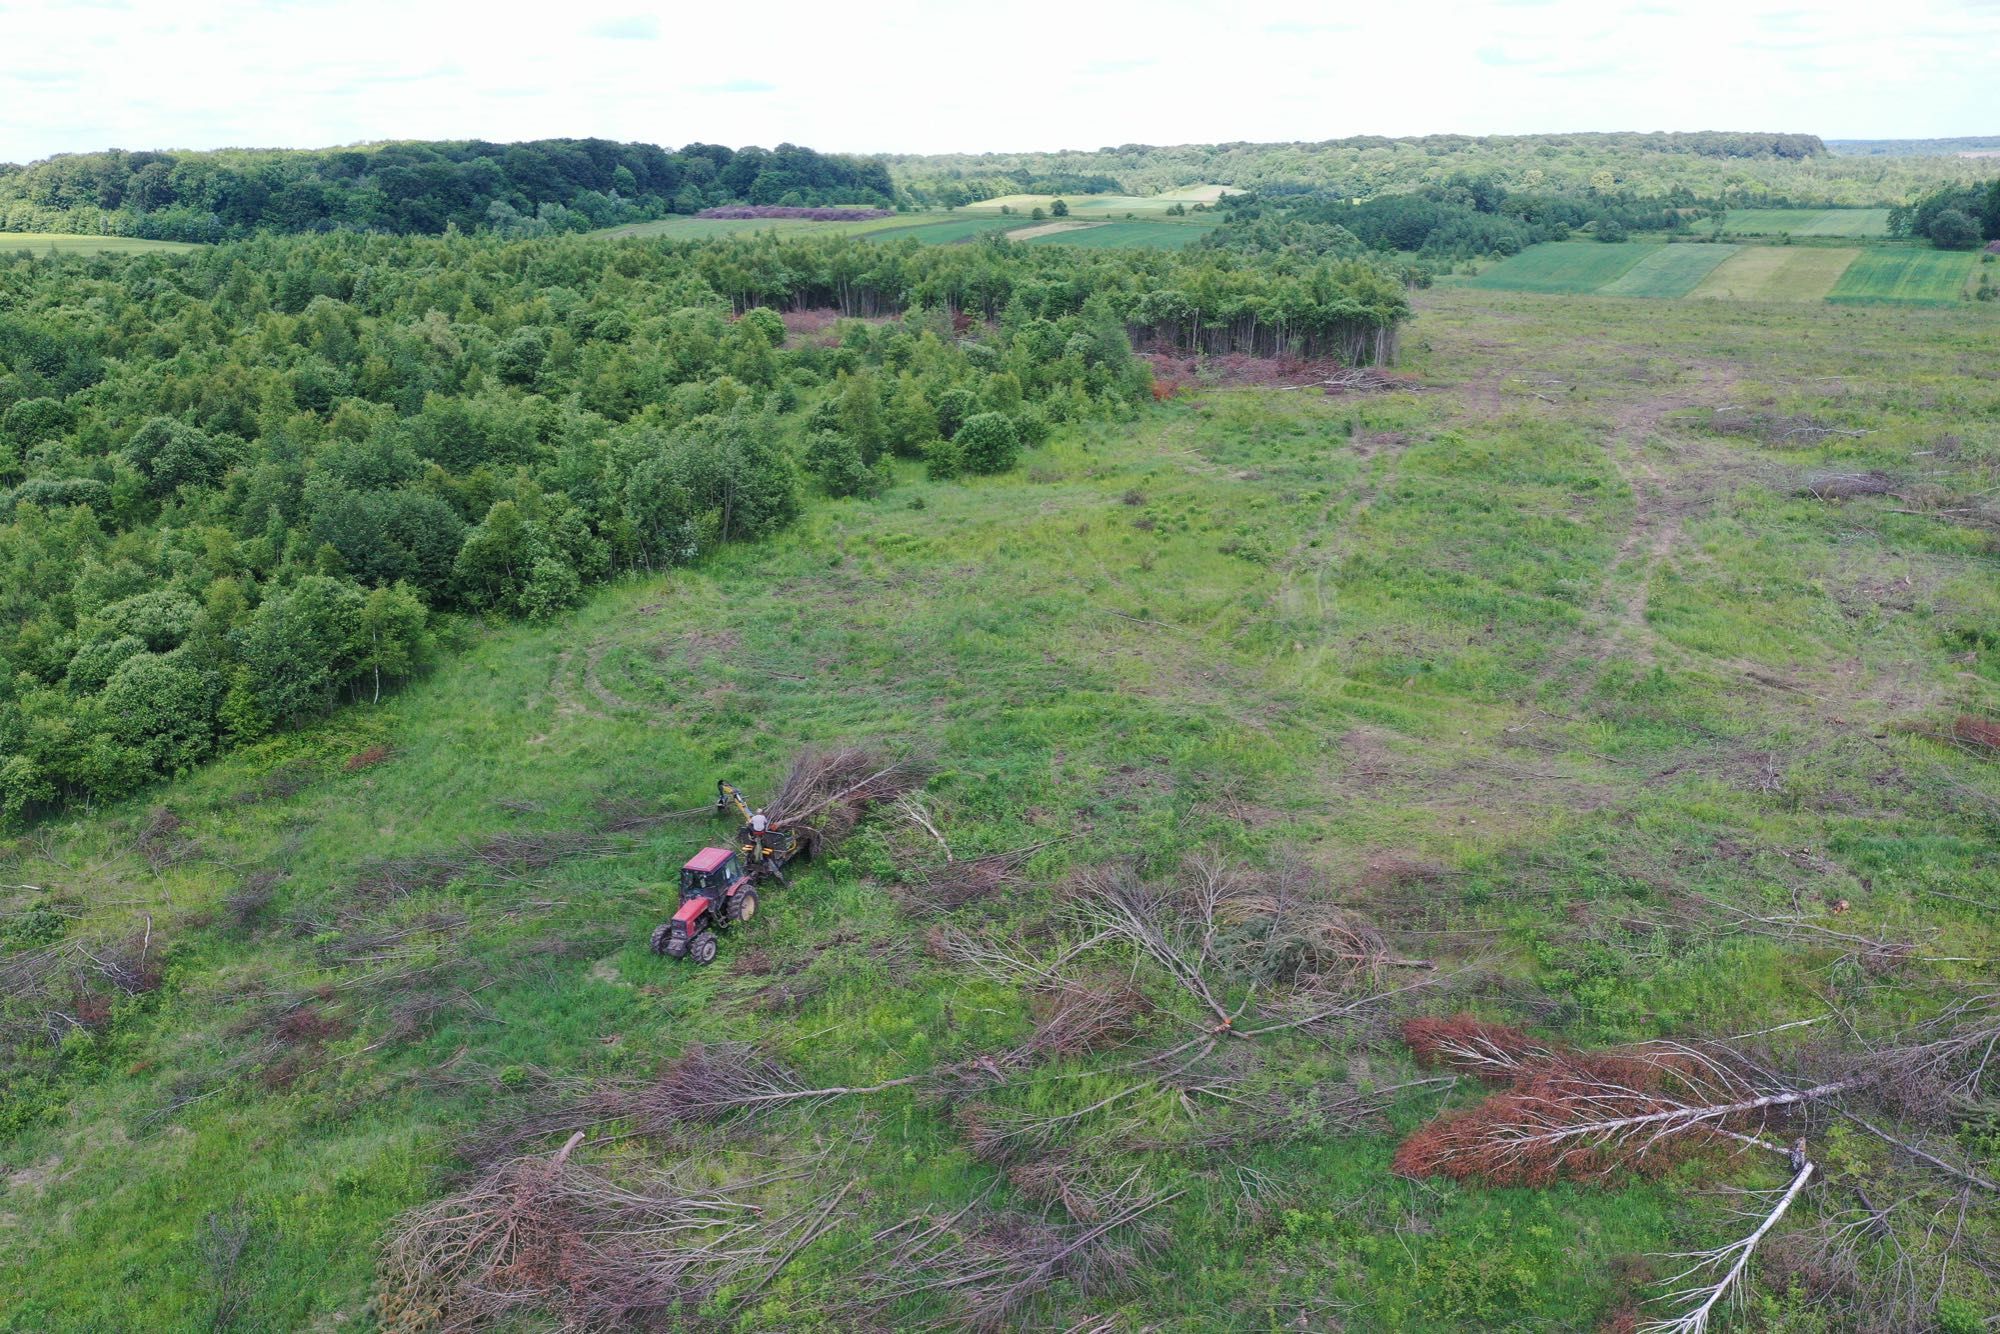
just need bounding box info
[1929,208,1981,250]
[923,436,963,480]
[1595,220,1629,243]
[954,412,1020,475]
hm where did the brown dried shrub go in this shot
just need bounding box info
[1027,979,1149,1059]
[1951,715,2000,753]
[274,1005,349,1046]
[343,744,396,773]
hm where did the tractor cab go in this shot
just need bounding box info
[679,846,742,903]
[652,846,758,965]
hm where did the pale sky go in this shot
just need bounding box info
[2,0,1996,163]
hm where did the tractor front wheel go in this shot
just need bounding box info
[690,930,719,965]
[652,922,686,958]
[730,888,759,923]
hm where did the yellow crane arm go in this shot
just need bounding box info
[715,780,754,825]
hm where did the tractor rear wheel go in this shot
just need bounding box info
[730,888,759,923]
[690,930,719,965]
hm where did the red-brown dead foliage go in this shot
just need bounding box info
[1951,715,2000,753]
[343,744,396,773]
[1403,1016,1552,1081]
[1395,1014,1752,1186]
[72,991,114,1031]
[274,1005,349,1046]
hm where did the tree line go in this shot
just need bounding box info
[0,228,1409,823]
[1889,177,2000,249]
[1200,176,1697,261]
[0,140,897,242]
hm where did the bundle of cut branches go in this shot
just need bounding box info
[899,842,1050,914]
[377,1134,779,1332]
[767,746,935,846]
[853,1175,1178,1331]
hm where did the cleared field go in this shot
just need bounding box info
[594,213,912,240]
[1024,219,1220,249]
[1468,241,1655,293]
[961,187,1234,218]
[1717,208,1891,237]
[1596,244,1740,297]
[1689,246,1860,302]
[1005,219,1100,240]
[1828,247,1979,304]
[863,216,1029,244]
[0,231,202,255]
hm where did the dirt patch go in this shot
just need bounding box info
[1143,352,1413,396]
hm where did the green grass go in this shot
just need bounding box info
[861,216,1030,244]
[5,288,1999,1330]
[1022,219,1220,249]
[1595,243,1741,297]
[960,187,1235,218]
[1468,241,1657,293]
[1715,208,1891,237]
[592,213,916,241]
[1688,245,1860,301]
[1827,247,1979,304]
[0,231,203,255]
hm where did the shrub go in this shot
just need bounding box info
[924,436,963,480]
[954,412,1020,475]
[1929,208,1981,250]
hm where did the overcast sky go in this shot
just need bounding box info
[3,0,1996,163]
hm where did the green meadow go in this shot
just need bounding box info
[5,284,1997,1329]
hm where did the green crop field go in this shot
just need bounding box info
[8,282,1997,1330]
[862,216,1028,244]
[1827,247,1980,304]
[592,213,916,241]
[1022,219,1220,249]
[0,231,203,255]
[1715,208,1892,237]
[1689,245,1862,301]
[1468,241,1656,293]
[1594,243,1741,297]
[961,186,1236,218]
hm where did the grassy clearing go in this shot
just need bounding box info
[592,213,914,241]
[1024,219,1220,249]
[1468,241,1656,293]
[4,289,1999,1330]
[960,188,1234,218]
[1827,247,1979,304]
[0,231,203,255]
[1688,245,1861,301]
[859,216,1028,244]
[1594,243,1740,297]
[1716,208,1892,237]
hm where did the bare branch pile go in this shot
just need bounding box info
[767,746,935,846]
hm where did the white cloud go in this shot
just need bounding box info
[0,0,1995,162]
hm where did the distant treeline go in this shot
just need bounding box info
[890,132,1989,209]
[0,227,1408,822]
[0,139,897,242]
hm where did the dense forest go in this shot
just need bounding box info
[1890,177,2000,248]
[892,131,1991,208]
[1200,175,1698,260]
[0,230,1408,824]
[0,140,897,241]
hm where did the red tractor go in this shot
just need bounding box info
[650,845,758,964]
[650,780,818,964]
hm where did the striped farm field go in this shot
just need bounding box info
[1468,241,1656,293]
[1716,208,1891,237]
[1689,247,1861,302]
[1023,219,1220,249]
[595,213,913,240]
[1595,244,1741,297]
[0,231,203,255]
[863,216,1030,244]
[1828,248,1979,304]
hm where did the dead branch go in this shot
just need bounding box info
[1641,1161,1815,1334]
